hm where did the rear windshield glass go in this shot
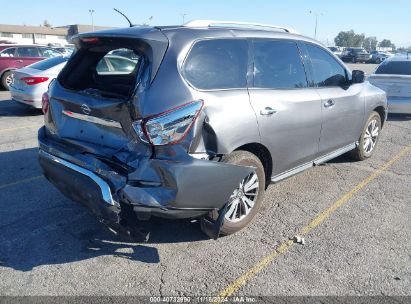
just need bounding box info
[375,61,411,75]
[183,39,248,90]
[28,56,67,71]
[59,43,143,100]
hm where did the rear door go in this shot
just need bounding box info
[303,43,365,155]
[248,39,322,176]
[16,47,42,67]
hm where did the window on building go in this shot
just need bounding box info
[57,35,66,40]
[35,33,46,39]
[0,32,13,38]
[22,33,33,39]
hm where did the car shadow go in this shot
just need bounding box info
[387,113,411,121]
[0,98,43,117]
[0,148,208,272]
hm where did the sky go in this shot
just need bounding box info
[2,0,411,47]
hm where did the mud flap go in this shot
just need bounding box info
[200,203,229,240]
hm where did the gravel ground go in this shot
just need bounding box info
[0,87,410,299]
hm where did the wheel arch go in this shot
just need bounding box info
[234,142,273,188]
[373,106,386,128]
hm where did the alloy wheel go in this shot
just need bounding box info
[363,119,379,153]
[225,172,259,223]
[5,74,13,87]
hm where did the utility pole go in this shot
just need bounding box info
[181,13,187,25]
[89,9,95,31]
[309,11,321,40]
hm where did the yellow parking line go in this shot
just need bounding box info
[215,144,411,301]
[0,125,41,133]
[0,175,43,190]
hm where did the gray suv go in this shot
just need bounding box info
[38,21,387,239]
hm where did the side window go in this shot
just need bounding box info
[17,47,40,57]
[253,40,308,89]
[39,48,62,58]
[305,44,347,87]
[183,39,248,90]
[0,48,16,57]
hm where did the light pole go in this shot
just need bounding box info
[89,9,95,31]
[181,13,187,25]
[309,11,322,40]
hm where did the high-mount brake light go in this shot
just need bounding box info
[132,100,204,146]
[81,37,100,43]
[21,76,49,85]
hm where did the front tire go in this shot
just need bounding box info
[349,111,382,161]
[210,150,266,236]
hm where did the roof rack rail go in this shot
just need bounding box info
[183,20,298,34]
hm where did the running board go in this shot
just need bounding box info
[271,142,357,183]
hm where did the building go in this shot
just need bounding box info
[0,24,115,46]
[0,24,68,45]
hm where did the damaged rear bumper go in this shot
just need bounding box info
[38,127,253,229]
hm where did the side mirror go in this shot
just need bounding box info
[352,70,365,84]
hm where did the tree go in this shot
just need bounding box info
[43,20,52,27]
[379,39,395,50]
[363,36,378,51]
[334,30,365,47]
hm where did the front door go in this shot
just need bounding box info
[248,39,322,177]
[303,43,365,155]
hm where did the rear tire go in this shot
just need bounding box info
[1,71,13,91]
[209,150,266,236]
[349,111,382,161]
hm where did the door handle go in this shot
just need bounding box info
[324,99,335,108]
[260,107,277,115]
[15,60,23,63]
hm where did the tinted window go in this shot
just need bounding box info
[39,48,62,58]
[183,39,248,90]
[375,61,411,75]
[28,56,67,71]
[17,47,40,57]
[253,40,307,89]
[0,48,16,57]
[306,44,347,87]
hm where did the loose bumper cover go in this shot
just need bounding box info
[38,127,253,230]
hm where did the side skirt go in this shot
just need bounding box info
[271,142,358,183]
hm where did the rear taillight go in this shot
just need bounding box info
[42,93,49,114]
[133,100,203,146]
[21,76,49,85]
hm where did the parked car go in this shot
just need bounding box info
[368,54,411,114]
[10,55,137,109]
[341,47,372,63]
[38,21,387,239]
[10,56,69,108]
[0,45,62,90]
[370,51,394,64]
[328,46,342,58]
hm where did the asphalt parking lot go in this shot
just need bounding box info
[0,66,410,300]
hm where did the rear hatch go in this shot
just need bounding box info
[369,75,411,98]
[45,28,168,154]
